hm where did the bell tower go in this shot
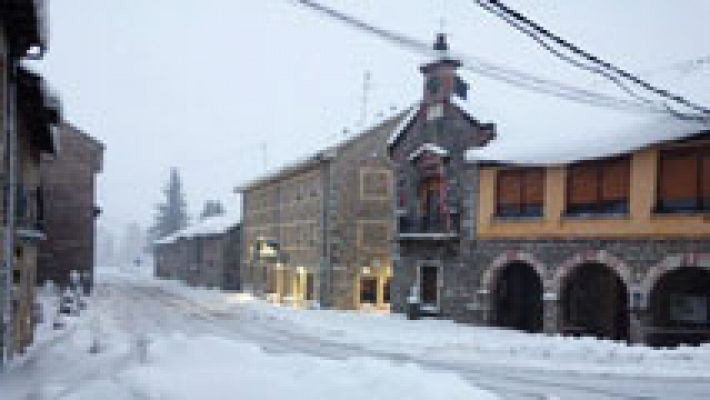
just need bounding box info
[420,33,464,105]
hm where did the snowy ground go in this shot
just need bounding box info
[2,265,710,400]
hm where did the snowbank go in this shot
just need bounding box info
[127,271,710,379]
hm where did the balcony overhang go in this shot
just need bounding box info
[17,66,61,155]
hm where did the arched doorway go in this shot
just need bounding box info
[493,262,543,333]
[561,263,629,341]
[648,268,710,347]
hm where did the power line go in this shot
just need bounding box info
[290,0,686,117]
[472,0,705,121]
[476,0,710,116]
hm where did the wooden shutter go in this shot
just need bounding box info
[568,163,598,206]
[522,169,544,205]
[660,149,698,202]
[497,170,521,209]
[601,158,630,201]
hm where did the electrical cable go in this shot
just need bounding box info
[291,0,703,116]
[292,0,673,115]
[477,0,710,116]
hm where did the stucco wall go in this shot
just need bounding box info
[477,145,710,239]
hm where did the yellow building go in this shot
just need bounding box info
[471,131,709,345]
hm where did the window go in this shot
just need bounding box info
[360,169,391,200]
[657,146,709,213]
[566,157,630,215]
[496,168,544,217]
[360,277,377,304]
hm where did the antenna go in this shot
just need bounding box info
[260,142,268,172]
[358,70,371,127]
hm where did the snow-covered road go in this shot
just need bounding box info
[2,269,710,400]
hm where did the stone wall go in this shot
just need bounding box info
[323,115,399,310]
[390,102,491,318]
[154,226,241,291]
[437,238,710,343]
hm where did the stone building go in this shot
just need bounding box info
[471,132,710,346]
[38,122,104,291]
[388,34,495,318]
[1,0,61,360]
[154,214,241,290]
[238,115,402,310]
[389,34,710,346]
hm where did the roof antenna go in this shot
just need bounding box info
[260,142,268,172]
[358,70,371,128]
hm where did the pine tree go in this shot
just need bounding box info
[199,200,225,220]
[150,168,189,241]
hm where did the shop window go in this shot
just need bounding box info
[567,157,630,215]
[360,277,377,304]
[657,146,709,213]
[496,168,544,217]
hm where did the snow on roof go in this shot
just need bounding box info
[465,116,709,165]
[407,143,449,161]
[386,105,419,147]
[238,109,410,192]
[462,65,710,165]
[154,214,240,246]
[234,152,326,193]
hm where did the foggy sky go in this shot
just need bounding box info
[30,0,710,231]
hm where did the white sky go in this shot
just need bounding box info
[30,0,710,230]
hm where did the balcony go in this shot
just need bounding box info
[397,213,459,240]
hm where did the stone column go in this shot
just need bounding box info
[628,309,647,344]
[543,292,560,334]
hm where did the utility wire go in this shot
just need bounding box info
[290,0,688,117]
[477,0,710,116]
[473,0,705,121]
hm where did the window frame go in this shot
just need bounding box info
[656,145,709,214]
[565,156,631,217]
[495,167,545,219]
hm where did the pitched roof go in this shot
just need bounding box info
[463,65,710,165]
[154,214,240,246]
[236,110,409,192]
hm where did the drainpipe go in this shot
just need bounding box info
[2,54,17,369]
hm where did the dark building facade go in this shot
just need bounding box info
[38,122,104,290]
[389,34,710,346]
[1,0,59,359]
